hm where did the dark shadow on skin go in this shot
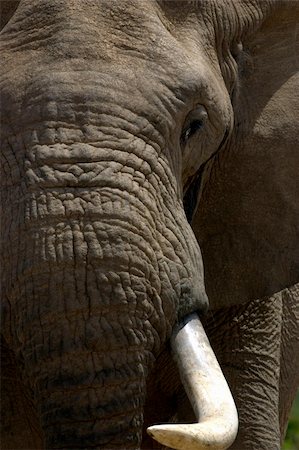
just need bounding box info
[0,1,20,31]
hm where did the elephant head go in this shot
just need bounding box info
[1,1,298,449]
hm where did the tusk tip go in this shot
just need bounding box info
[146,424,186,449]
[147,423,206,450]
[147,424,170,441]
[147,424,171,438]
[147,422,238,450]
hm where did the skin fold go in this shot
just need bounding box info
[0,1,298,449]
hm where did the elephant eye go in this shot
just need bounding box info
[181,105,208,145]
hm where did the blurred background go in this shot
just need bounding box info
[283,392,299,450]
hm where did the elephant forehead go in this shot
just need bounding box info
[1,0,194,67]
[0,0,227,97]
[1,0,275,78]
[0,0,239,143]
[0,68,181,158]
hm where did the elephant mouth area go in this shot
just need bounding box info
[173,267,210,325]
[177,290,209,322]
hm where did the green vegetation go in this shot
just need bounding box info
[283,392,299,450]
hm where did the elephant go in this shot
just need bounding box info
[1,0,299,449]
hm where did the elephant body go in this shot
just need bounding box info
[0,1,298,449]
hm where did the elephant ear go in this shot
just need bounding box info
[192,3,299,309]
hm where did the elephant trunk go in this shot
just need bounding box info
[2,67,208,448]
[8,205,167,448]
[35,318,150,449]
[2,129,206,448]
[148,314,238,450]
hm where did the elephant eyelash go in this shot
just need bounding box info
[181,105,208,146]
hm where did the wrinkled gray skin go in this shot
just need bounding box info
[1,1,299,449]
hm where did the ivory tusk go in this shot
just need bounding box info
[147,313,238,450]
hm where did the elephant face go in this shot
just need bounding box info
[1,0,234,321]
[1,1,297,449]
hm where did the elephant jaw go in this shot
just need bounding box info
[147,313,238,450]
